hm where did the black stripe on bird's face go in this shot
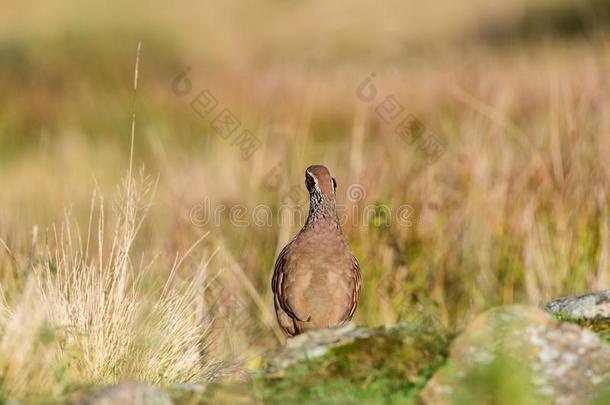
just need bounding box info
[305,170,321,194]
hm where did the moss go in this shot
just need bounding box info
[549,310,570,322]
[571,318,610,336]
[169,322,452,404]
[258,322,452,404]
[548,315,610,344]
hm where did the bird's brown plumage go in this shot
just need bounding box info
[272,165,361,336]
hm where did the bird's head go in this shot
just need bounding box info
[305,165,337,201]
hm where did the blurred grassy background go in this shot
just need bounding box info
[0,0,609,398]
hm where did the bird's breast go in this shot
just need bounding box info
[282,227,355,325]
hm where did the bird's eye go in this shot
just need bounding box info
[332,178,337,191]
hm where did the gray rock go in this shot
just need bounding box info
[260,319,451,403]
[264,321,443,373]
[84,381,172,405]
[544,290,610,320]
[265,323,373,371]
[421,305,610,404]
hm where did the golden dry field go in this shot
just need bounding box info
[0,0,609,401]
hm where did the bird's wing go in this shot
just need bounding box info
[271,243,289,295]
[343,254,361,322]
[271,241,306,322]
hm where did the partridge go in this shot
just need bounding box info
[272,165,361,336]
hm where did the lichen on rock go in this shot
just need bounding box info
[544,290,610,337]
[420,305,610,404]
[261,319,452,403]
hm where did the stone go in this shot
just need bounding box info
[84,381,173,405]
[265,323,373,371]
[420,305,610,404]
[258,319,451,403]
[544,290,610,320]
